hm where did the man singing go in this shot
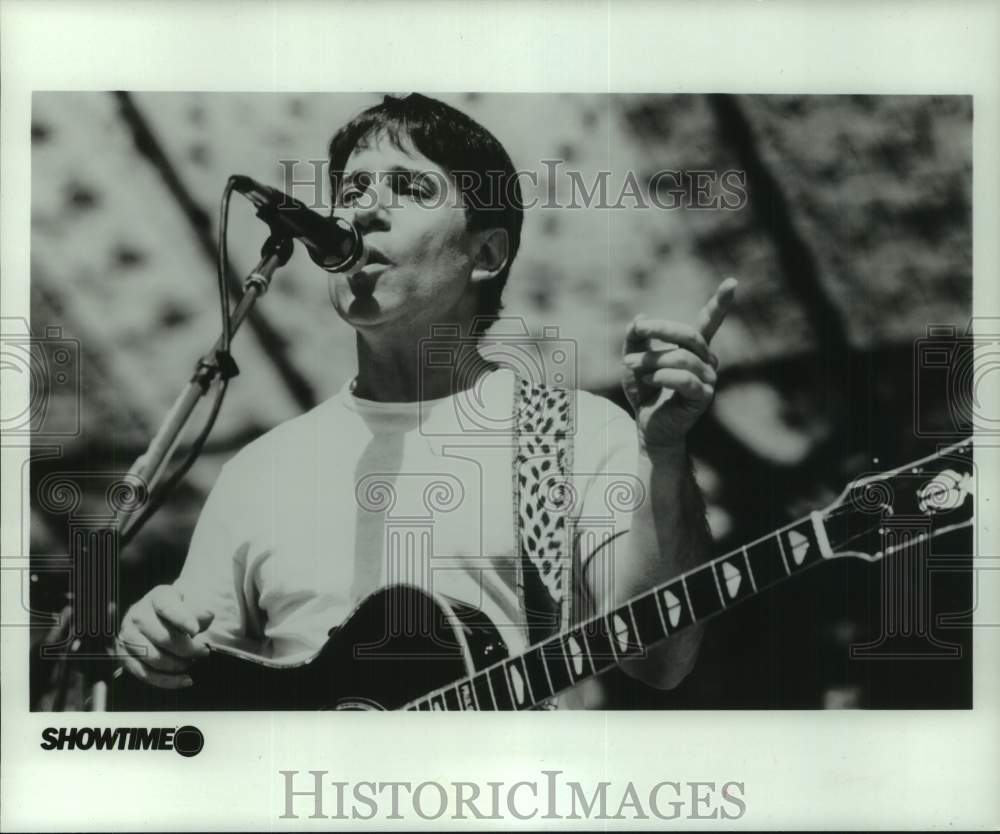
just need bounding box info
[117,93,737,709]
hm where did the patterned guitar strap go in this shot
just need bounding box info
[512,374,574,710]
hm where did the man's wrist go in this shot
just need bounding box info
[638,436,690,464]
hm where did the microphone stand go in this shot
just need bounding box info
[69,233,294,711]
[115,233,293,538]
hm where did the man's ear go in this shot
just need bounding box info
[470,228,510,284]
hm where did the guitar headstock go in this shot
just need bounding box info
[820,438,974,562]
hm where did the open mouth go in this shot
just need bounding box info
[363,245,390,267]
[347,245,389,296]
[344,243,390,296]
[347,264,386,296]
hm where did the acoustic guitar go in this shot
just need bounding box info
[124,437,974,710]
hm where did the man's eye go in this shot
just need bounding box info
[402,182,432,202]
[341,187,362,205]
[385,176,422,198]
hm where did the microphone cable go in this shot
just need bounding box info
[120,180,237,547]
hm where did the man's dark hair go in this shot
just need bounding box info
[327,94,524,329]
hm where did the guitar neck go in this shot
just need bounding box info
[406,513,832,711]
[406,437,973,711]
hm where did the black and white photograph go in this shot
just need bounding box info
[25,90,977,713]
[2,1,998,830]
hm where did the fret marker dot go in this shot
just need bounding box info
[509,666,525,703]
[722,561,742,598]
[662,590,682,628]
[567,636,585,675]
[612,614,630,652]
[788,530,810,565]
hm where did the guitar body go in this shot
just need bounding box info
[182,584,509,710]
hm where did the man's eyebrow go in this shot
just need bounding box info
[342,164,436,183]
[386,163,431,179]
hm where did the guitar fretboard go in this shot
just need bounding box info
[407,514,829,711]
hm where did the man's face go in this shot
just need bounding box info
[329,134,479,333]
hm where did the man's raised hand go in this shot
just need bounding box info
[622,277,738,451]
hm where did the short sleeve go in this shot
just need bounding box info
[173,462,260,650]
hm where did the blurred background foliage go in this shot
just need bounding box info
[27,93,973,709]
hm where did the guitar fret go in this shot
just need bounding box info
[472,671,496,710]
[607,607,643,660]
[541,638,573,694]
[775,532,792,574]
[709,564,726,606]
[417,699,430,711]
[504,656,533,708]
[683,565,723,620]
[563,629,591,682]
[456,680,477,711]
[780,518,823,572]
[629,593,667,647]
[443,686,461,711]
[523,645,555,701]
[811,511,834,559]
[428,692,446,710]
[651,587,670,637]
[746,533,791,590]
[741,547,758,593]
[488,664,514,710]
[581,617,617,670]
[711,553,754,605]
[657,580,693,633]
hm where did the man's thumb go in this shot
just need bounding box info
[195,608,215,632]
[177,590,215,633]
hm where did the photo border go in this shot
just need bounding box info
[2,0,998,829]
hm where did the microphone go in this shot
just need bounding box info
[230,175,364,273]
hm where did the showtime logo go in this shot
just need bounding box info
[40,725,204,757]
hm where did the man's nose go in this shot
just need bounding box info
[348,183,390,233]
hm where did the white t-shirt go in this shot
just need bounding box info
[175,368,639,700]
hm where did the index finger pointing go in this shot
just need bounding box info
[697,277,738,343]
